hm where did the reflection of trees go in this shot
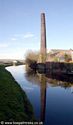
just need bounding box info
[47,77,73,89]
[25,66,40,85]
[25,65,73,89]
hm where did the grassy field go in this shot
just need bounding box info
[0,65,34,121]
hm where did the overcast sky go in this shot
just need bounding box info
[0,0,73,59]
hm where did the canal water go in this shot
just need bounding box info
[6,65,73,125]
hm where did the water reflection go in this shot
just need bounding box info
[39,74,46,122]
[25,67,73,125]
[6,65,73,125]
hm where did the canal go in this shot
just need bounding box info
[6,65,73,125]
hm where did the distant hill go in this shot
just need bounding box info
[0,59,24,66]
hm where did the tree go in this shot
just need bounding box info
[25,51,39,67]
[64,53,72,62]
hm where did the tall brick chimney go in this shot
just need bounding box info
[40,13,46,63]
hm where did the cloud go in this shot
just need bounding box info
[24,33,34,38]
[0,52,24,60]
[10,33,35,41]
[0,43,9,48]
[14,34,23,37]
[11,38,17,41]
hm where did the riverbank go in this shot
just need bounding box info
[0,65,34,121]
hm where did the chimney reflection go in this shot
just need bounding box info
[37,73,47,122]
[25,67,47,123]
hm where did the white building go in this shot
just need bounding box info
[13,60,17,66]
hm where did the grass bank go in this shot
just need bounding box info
[0,65,34,121]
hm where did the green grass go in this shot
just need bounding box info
[0,65,34,121]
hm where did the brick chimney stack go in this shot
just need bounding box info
[40,13,46,63]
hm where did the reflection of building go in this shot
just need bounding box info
[25,68,47,122]
[39,74,47,122]
[71,86,73,93]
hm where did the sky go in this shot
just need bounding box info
[0,0,73,59]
